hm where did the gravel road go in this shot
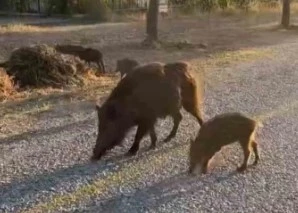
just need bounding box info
[1,40,298,212]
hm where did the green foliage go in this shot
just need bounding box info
[170,0,280,13]
[217,0,229,10]
[83,0,112,22]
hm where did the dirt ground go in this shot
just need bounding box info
[0,11,298,139]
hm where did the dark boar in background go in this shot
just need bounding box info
[55,44,106,73]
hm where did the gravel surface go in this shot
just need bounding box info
[1,36,298,212]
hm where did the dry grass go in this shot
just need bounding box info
[189,48,274,74]
[0,73,116,104]
[0,23,50,34]
[0,68,15,101]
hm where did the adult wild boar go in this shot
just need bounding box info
[91,62,183,161]
[115,58,204,129]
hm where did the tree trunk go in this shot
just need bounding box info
[38,0,41,13]
[281,0,290,28]
[145,0,159,43]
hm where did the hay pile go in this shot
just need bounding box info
[4,44,88,88]
[0,68,15,101]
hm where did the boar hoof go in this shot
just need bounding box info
[90,156,100,162]
[163,137,172,143]
[188,168,194,175]
[148,144,156,150]
[236,166,246,173]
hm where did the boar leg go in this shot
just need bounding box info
[183,101,204,126]
[163,111,183,143]
[237,140,252,172]
[148,126,157,150]
[188,161,197,175]
[201,159,210,174]
[97,59,106,74]
[251,140,260,165]
[126,122,151,156]
[181,85,204,126]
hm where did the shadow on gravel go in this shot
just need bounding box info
[0,118,95,145]
[84,170,238,212]
[0,138,187,211]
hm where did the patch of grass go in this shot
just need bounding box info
[190,47,274,72]
[0,23,49,34]
[3,102,51,119]
[212,48,273,65]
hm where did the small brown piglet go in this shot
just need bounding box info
[189,112,263,175]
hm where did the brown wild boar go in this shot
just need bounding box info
[115,58,140,79]
[189,112,263,175]
[91,62,183,161]
[55,44,106,73]
[115,58,204,130]
[92,59,205,160]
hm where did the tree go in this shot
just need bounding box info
[281,0,290,28]
[144,0,160,45]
